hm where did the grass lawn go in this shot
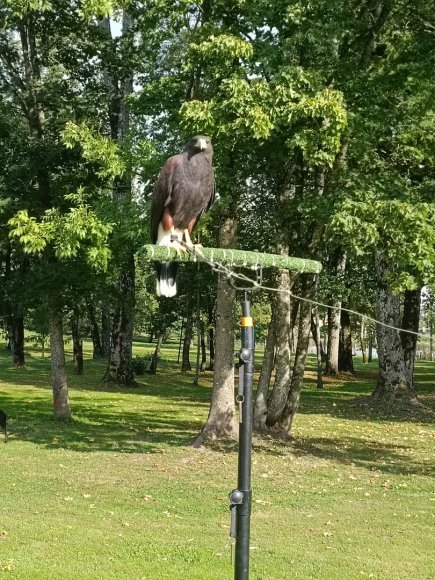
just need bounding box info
[0,340,434,579]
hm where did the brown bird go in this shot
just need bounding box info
[150,135,215,297]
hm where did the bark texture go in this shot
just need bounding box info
[101,11,136,387]
[48,304,71,420]
[148,332,164,375]
[193,216,238,446]
[279,278,314,437]
[311,309,324,388]
[71,310,84,375]
[254,314,276,432]
[101,308,111,356]
[200,319,207,372]
[104,261,136,386]
[338,308,354,373]
[324,253,347,375]
[265,270,293,426]
[182,309,193,372]
[370,254,420,407]
[207,301,215,370]
[87,302,103,358]
[6,314,25,367]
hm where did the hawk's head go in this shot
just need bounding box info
[185,135,213,157]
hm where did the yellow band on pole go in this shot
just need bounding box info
[241,317,254,327]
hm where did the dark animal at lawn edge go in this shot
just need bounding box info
[150,135,215,297]
[0,410,7,443]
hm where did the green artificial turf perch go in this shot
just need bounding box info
[139,245,322,274]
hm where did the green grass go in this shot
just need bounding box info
[0,341,434,579]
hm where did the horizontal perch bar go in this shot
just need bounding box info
[138,245,322,274]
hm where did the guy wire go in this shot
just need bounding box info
[181,242,432,341]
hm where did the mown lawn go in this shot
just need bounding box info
[0,341,434,579]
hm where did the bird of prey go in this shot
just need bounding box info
[150,135,215,297]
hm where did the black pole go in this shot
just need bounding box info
[230,293,254,580]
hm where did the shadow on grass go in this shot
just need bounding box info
[296,384,435,426]
[0,389,205,454]
[290,435,435,477]
[1,349,434,458]
[249,434,435,477]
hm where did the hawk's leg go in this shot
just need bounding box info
[183,229,203,255]
[183,229,193,248]
[170,228,187,255]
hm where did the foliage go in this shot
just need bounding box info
[62,122,125,181]
[131,354,148,375]
[8,200,113,271]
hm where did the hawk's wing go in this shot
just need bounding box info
[150,155,181,243]
[190,168,215,232]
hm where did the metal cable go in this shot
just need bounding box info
[181,242,432,341]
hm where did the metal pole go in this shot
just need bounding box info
[230,293,254,580]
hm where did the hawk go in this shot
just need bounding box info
[150,135,215,297]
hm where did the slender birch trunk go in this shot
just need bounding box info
[253,313,276,432]
[101,308,111,356]
[264,176,295,427]
[100,12,136,386]
[360,318,367,363]
[182,309,193,372]
[193,215,238,446]
[71,309,84,375]
[279,277,314,437]
[87,302,103,358]
[324,253,347,375]
[200,319,207,372]
[148,331,164,375]
[265,269,293,426]
[311,310,324,388]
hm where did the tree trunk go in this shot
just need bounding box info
[193,285,202,385]
[311,309,324,389]
[193,215,238,446]
[368,325,374,362]
[6,314,25,367]
[324,253,347,375]
[200,319,207,372]
[207,301,215,370]
[370,253,420,407]
[254,313,276,432]
[279,278,314,437]
[71,310,84,375]
[101,308,111,356]
[338,308,354,373]
[360,318,367,363]
[182,309,193,372]
[148,332,164,375]
[104,257,136,386]
[429,300,434,362]
[48,304,71,420]
[87,302,103,358]
[265,270,293,426]
[102,10,136,387]
[401,288,421,388]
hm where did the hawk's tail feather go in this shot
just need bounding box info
[155,262,178,297]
